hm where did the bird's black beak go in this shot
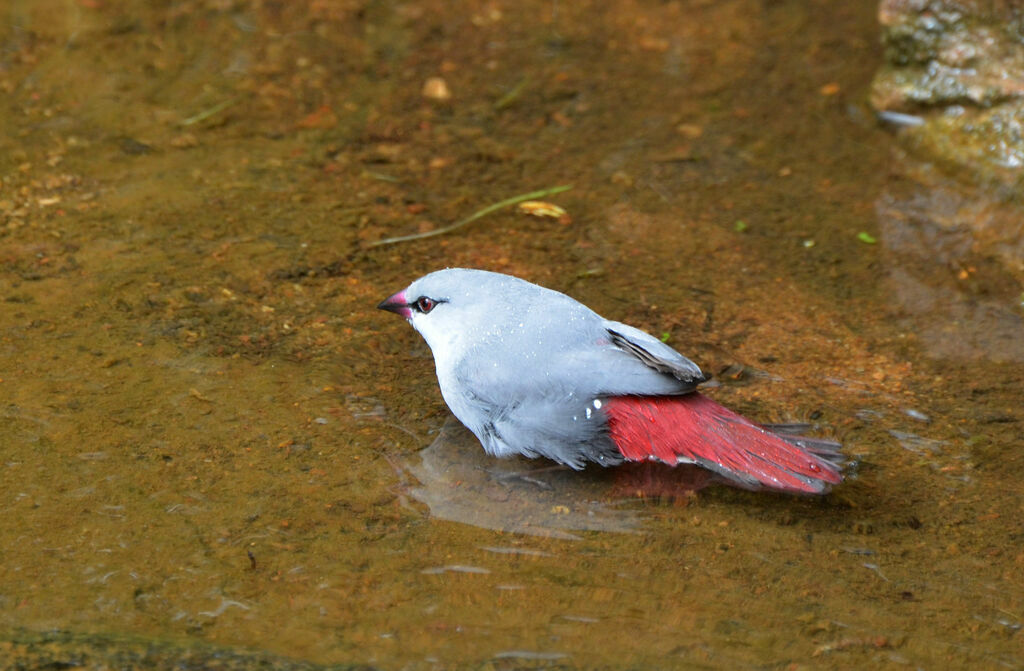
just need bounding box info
[378,290,412,318]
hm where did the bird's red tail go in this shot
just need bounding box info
[604,394,843,494]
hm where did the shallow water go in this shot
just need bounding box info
[1,1,1021,669]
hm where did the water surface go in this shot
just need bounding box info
[1,1,1021,669]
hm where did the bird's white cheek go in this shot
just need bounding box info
[410,317,464,392]
[413,319,454,358]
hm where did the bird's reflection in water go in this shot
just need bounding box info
[401,419,714,540]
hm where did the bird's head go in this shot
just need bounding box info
[378,268,530,358]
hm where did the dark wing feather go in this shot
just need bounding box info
[606,325,709,386]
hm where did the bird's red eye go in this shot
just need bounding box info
[415,297,436,313]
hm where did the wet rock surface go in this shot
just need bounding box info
[873,0,1024,190]
[872,1,1024,335]
[875,0,1024,109]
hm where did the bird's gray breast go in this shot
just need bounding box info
[437,322,622,468]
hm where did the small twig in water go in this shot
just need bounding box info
[367,184,573,248]
[494,77,530,110]
[180,97,238,127]
[362,170,402,183]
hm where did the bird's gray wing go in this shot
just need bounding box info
[453,316,706,398]
[603,320,707,386]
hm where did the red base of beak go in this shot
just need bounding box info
[378,290,413,319]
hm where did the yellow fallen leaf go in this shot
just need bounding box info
[517,201,568,219]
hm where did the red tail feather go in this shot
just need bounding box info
[604,394,843,494]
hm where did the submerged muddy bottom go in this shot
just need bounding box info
[1,1,1021,669]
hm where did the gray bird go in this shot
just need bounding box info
[379,268,842,494]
